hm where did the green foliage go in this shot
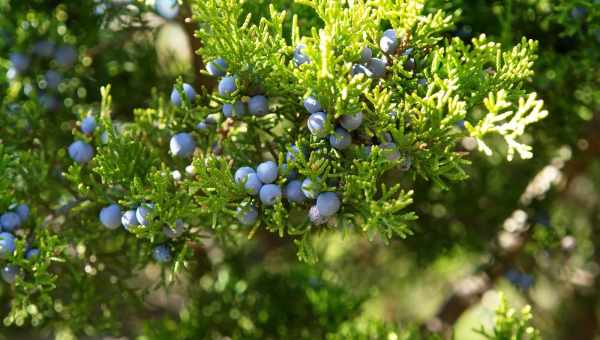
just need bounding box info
[475,294,541,340]
[3,0,597,338]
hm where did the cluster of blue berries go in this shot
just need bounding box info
[350,29,401,79]
[8,40,77,111]
[304,96,363,150]
[68,115,97,164]
[0,204,39,284]
[233,159,342,226]
[206,57,270,118]
[98,202,184,263]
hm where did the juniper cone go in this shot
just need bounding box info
[1,0,596,338]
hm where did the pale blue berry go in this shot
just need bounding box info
[248,95,269,116]
[404,57,416,71]
[68,140,94,164]
[32,40,55,57]
[99,204,122,230]
[329,127,352,150]
[294,44,310,66]
[121,210,139,231]
[351,64,373,78]
[286,144,301,162]
[244,173,263,195]
[256,161,278,184]
[218,76,237,96]
[316,192,341,217]
[26,248,40,259]
[309,205,327,225]
[0,232,15,259]
[571,6,587,20]
[155,0,179,20]
[164,219,186,238]
[380,29,398,54]
[45,70,62,89]
[280,163,297,179]
[153,244,172,263]
[170,132,196,157]
[339,111,363,131]
[170,83,196,106]
[81,116,96,135]
[0,212,20,232]
[301,178,320,199]
[1,264,20,283]
[237,206,258,226]
[367,58,386,78]
[235,166,256,184]
[136,204,154,226]
[381,142,401,161]
[308,112,327,137]
[259,184,282,206]
[39,94,59,111]
[206,58,228,77]
[54,44,77,68]
[359,47,372,63]
[223,100,246,118]
[16,204,29,222]
[196,121,208,131]
[285,180,306,203]
[303,96,322,114]
[9,52,30,73]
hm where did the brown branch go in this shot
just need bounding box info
[424,115,600,338]
[178,4,215,91]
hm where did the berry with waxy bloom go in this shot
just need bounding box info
[26,248,40,259]
[309,205,328,225]
[285,180,306,204]
[164,219,186,238]
[121,210,139,231]
[316,192,341,217]
[256,161,278,184]
[301,178,320,199]
[366,58,386,78]
[16,204,29,222]
[0,232,15,258]
[259,184,282,206]
[223,100,246,118]
[235,166,256,184]
[1,264,20,283]
[339,111,363,131]
[218,76,237,96]
[170,83,196,106]
[0,212,21,232]
[244,173,263,195]
[136,204,154,226]
[303,96,322,114]
[206,57,228,77]
[237,206,258,226]
[308,112,328,137]
[81,116,96,135]
[153,244,172,263]
[248,95,269,116]
[294,44,310,66]
[359,47,372,63]
[54,44,77,68]
[68,140,94,164]
[380,29,398,54]
[329,127,352,150]
[170,132,196,157]
[99,204,122,230]
[155,0,179,20]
